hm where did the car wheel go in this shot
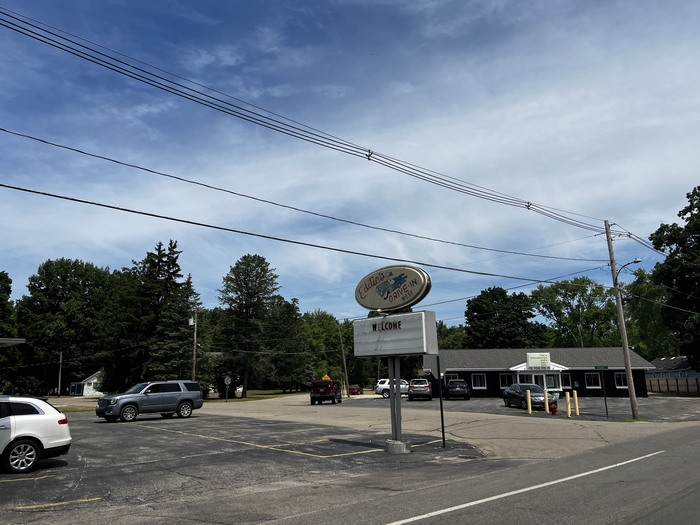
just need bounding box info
[428,396,433,401]
[5,439,40,473]
[504,396,510,407]
[177,402,193,418]
[465,395,470,400]
[104,415,118,422]
[310,399,315,405]
[338,396,342,404]
[382,390,390,399]
[120,404,138,422]
[331,396,337,404]
[519,399,528,410]
[161,413,175,418]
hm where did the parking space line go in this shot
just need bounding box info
[144,425,385,458]
[15,497,102,510]
[1,475,53,484]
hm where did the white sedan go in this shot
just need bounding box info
[0,396,72,473]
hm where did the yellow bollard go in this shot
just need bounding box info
[566,392,571,418]
[573,390,579,416]
[526,389,532,414]
[544,389,550,413]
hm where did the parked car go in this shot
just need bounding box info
[408,378,433,401]
[348,385,363,395]
[95,380,203,422]
[310,379,342,405]
[443,379,470,400]
[503,383,558,410]
[0,396,72,473]
[375,378,409,398]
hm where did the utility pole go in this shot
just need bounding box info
[57,351,63,397]
[605,220,639,419]
[190,308,198,381]
[338,321,350,398]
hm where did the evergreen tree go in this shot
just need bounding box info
[99,240,191,391]
[218,254,280,397]
[0,271,15,337]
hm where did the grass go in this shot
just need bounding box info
[206,390,306,402]
[45,390,305,412]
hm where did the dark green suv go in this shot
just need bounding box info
[95,380,203,422]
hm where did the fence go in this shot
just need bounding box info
[646,377,700,396]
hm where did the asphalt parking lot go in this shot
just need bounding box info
[2,393,699,524]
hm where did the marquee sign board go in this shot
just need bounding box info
[355,265,432,312]
[353,311,438,357]
[527,352,551,369]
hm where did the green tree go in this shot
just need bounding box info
[649,186,700,367]
[464,287,551,349]
[99,240,191,391]
[265,297,309,392]
[218,254,280,397]
[530,277,617,347]
[0,271,18,393]
[14,259,114,394]
[0,271,15,337]
[625,269,680,360]
[437,320,466,349]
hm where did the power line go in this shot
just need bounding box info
[0,182,582,287]
[0,7,641,238]
[0,127,608,264]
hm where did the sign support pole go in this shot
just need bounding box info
[386,355,410,453]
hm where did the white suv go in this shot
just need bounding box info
[374,379,409,398]
[0,396,72,473]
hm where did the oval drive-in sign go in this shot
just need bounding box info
[355,265,432,311]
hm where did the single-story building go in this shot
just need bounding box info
[646,356,700,396]
[646,356,699,378]
[424,347,654,398]
[69,371,104,397]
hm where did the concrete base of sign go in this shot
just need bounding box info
[386,439,411,454]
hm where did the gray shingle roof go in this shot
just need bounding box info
[425,347,654,371]
[650,356,691,372]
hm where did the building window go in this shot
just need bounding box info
[472,373,486,389]
[585,373,601,389]
[545,374,560,389]
[499,373,513,389]
[561,373,572,389]
[518,373,533,384]
[614,373,628,389]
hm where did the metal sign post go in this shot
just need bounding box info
[388,356,402,441]
[595,366,609,419]
[352,265,437,455]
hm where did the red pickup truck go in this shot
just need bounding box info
[309,379,342,405]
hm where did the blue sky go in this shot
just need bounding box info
[1,1,698,326]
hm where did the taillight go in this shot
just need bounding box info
[58,417,68,425]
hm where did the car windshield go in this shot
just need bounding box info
[449,381,466,387]
[521,384,544,393]
[125,382,150,394]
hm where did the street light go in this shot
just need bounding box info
[605,220,642,419]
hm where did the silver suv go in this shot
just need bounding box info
[374,378,409,398]
[408,378,432,401]
[95,380,203,422]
